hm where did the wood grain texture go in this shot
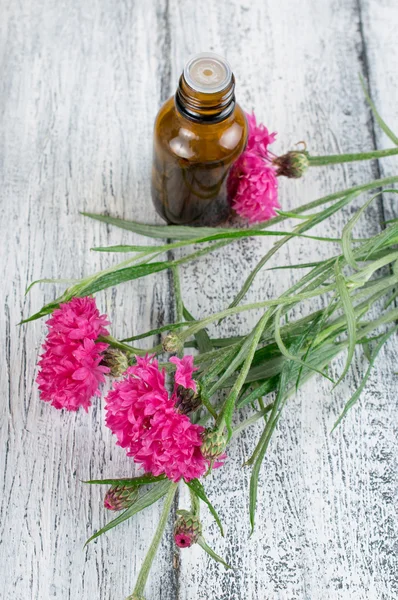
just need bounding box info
[1,1,397,599]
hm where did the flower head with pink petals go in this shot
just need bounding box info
[105,354,224,482]
[36,296,110,412]
[245,112,277,157]
[169,355,198,392]
[228,111,280,223]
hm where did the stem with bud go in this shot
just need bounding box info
[129,483,178,600]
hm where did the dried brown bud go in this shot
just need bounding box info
[101,348,129,377]
[174,384,202,415]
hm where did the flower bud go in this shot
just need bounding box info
[162,332,183,353]
[174,510,202,548]
[174,384,202,415]
[104,484,139,511]
[101,348,129,377]
[201,428,227,462]
[273,150,309,179]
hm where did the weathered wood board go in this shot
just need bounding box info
[1,1,397,599]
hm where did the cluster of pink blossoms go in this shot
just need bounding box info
[228,112,280,223]
[105,355,208,482]
[36,297,110,411]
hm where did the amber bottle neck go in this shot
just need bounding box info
[175,74,236,123]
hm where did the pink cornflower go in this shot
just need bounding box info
[245,111,277,157]
[228,111,279,223]
[36,297,110,411]
[169,355,198,391]
[105,355,208,482]
[228,153,279,223]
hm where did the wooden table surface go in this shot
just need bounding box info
[2,1,398,599]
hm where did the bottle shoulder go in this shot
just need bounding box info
[153,97,247,163]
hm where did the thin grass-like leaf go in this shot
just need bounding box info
[197,537,231,569]
[333,260,357,386]
[274,306,335,383]
[25,277,81,295]
[248,330,309,531]
[83,474,165,486]
[236,379,279,409]
[85,480,171,546]
[183,306,213,353]
[82,212,222,240]
[218,311,272,438]
[332,326,398,430]
[343,190,398,270]
[186,479,224,536]
[360,74,398,145]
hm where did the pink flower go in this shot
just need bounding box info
[169,355,198,392]
[245,111,277,157]
[105,355,207,482]
[36,297,110,411]
[227,111,279,223]
[228,153,279,223]
[175,533,194,548]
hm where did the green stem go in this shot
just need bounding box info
[100,335,150,357]
[130,483,178,599]
[172,266,184,324]
[232,405,274,436]
[251,175,398,230]
[189,488,200,516]
[308,147,398,166]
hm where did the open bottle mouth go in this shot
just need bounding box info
[183,52,232,94]
[177,52,235,123]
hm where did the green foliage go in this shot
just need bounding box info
[186,479,224,536]
[85,480,171,546]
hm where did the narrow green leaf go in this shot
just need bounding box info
[183,306,213,353]
[82,212,337,245]
[342,190,398,270]
[208,332,259,395]
[197,537,231,570]
[25,277,80,295]
[92,244,162,253]
[121,321,188,342]
[236,378,279,409]
[275,209,310,220]
[83,474,166,486]
[81,211,224,240]
[20,301,61,324]
[333,260,357,386]
[274,306,335,383]
[308,147,398,167]
[248,330,309,532]
[218,311,272,438]
[360,73,398,145]
[77,262,170,295]
[186,479,224,536]
[85,480,171,546]
[266,261,325,271]
[332,326,398,430]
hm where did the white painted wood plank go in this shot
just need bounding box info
[361,0,398,222]
[1,0,398,599]
[0,2,177,599]
[167,1,398,599]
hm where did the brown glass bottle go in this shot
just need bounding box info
[151,53,248,226]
